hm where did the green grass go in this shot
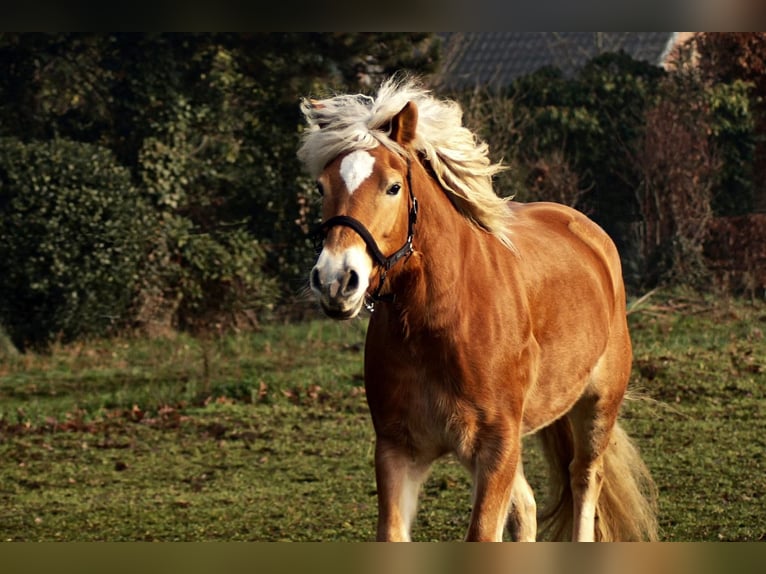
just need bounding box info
[1,291,764,541]
[621,291,766,542]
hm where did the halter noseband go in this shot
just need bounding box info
[316,157,418,311]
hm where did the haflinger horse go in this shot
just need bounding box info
[298,77,658,542]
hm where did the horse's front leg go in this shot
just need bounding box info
[507,460,537,542]
[465,429,520,542]
[374,439,431,542]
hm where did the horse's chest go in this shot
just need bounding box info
[365,323,511,458]
[366,366,482,460]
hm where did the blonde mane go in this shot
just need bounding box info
[297,76,513,249]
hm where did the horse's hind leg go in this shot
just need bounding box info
[507,460,537,542]
[374,439,432,541]
[568,398,608,542]
[567,369,626,541]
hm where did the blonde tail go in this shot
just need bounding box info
[537,419,659,541]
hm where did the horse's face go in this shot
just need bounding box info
[310,143,413,319]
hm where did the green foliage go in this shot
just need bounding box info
[508,52,665,224]
[0,33,441,341]
[134,84,279,332]
[456,50,759,292]
[141,215,278,333]
[0,138,150,350]
[706,80,756,215]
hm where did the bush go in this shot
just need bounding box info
[133,97,280,335]
[707,80,756,215]
[0,137,150,350]
[635,74,718,288]
[133,213,279,335]
[453,52,758,292]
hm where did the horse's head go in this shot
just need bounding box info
[309,102,418,320]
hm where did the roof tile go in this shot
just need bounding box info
[441,32,677,88]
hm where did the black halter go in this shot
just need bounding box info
[315,158,418,310]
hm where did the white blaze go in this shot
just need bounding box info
[339,150,375,195]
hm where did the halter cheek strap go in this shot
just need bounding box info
[315,158,418,309]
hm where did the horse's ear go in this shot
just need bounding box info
[390,101,418,147]
[303,98,329,128]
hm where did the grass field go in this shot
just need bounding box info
[1,290,764,542]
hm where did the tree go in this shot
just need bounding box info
[693,33,766,213]
[450,48,754,291]
[0,33,441,341]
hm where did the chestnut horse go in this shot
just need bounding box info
[298,78,657,542]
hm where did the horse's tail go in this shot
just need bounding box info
[537,418,659,541]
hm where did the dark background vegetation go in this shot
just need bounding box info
[0,32,763,350]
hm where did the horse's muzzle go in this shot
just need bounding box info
[309,246,371,320]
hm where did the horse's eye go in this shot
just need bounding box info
[315,182,324,197]
[386,183,401,196]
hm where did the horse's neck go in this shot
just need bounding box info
[389,173,494,333]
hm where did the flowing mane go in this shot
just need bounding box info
[297,76,514,249]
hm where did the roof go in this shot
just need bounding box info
[439,32,678,89]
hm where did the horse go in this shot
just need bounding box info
[298,77,658,542]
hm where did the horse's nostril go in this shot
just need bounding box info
[343,269,359,295]
[310,267,321,291]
